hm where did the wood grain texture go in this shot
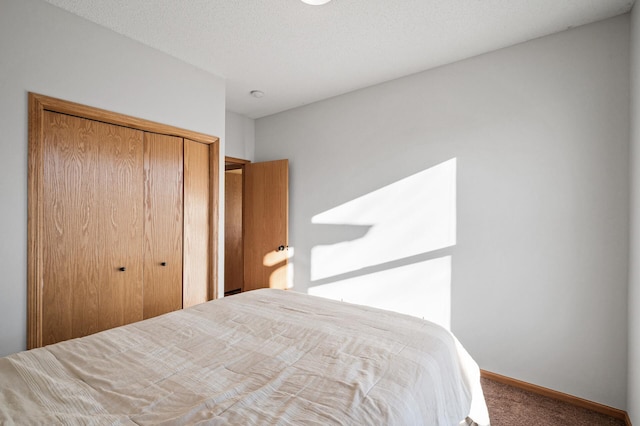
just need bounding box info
[224,170,243,294]
[209,140,220,301]
[143,133,183,319]
[225,156,251,171]
[98,121,145,333]
[28,93,221,348]
[183,140,210,307]
[225,156,251,165]
[30,93,218,146]
[480,370,629,422]
[243,159,289,291]
[27,94,44,349]
[42,111,144,345]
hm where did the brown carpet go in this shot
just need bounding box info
[481,378,625,426]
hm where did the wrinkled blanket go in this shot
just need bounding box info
[0,289,489,425]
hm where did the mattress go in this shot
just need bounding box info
[0,289,489,425]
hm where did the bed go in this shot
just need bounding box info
[0,289,489,425]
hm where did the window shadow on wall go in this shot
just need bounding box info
[307,158,457,329]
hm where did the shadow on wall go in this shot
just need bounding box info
[305,158,457,329]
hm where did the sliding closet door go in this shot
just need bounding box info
[183,139,211,307]
[143,133,184,319]
[42,111,144,345]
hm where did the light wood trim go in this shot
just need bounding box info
[225,156,250,171]
[29,93,219,145]
[225,156,251,165]
[222,156,247,295]
[224,171,244,294]
[28,92,221,348]
[210,142,220,300]
[27,94,44,349]
[480,370,630,423]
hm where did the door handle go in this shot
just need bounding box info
[276,245,287,252]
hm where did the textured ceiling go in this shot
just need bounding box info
[43,0,634,118]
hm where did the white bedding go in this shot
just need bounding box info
[0,289,489,425]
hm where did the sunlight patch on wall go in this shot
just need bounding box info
[264,247,295,289]
[310,158,456,281]
[308,256,452,329]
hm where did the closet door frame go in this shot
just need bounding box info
[27,93,220,349]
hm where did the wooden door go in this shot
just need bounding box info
[143,133,183,319]
[29,93,221,349]
[42,111,144,345]
[224,169,244,294]
[243,159,289,291]
[183,139,211,307]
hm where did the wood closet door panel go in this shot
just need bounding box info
[183,139,210,307]
[42,111,144,345]
[143,133,184,319]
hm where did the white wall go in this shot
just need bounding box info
[256,15,630,409]
[225,111,256,161]
[629,4,640,423]
[0,0,226,357]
